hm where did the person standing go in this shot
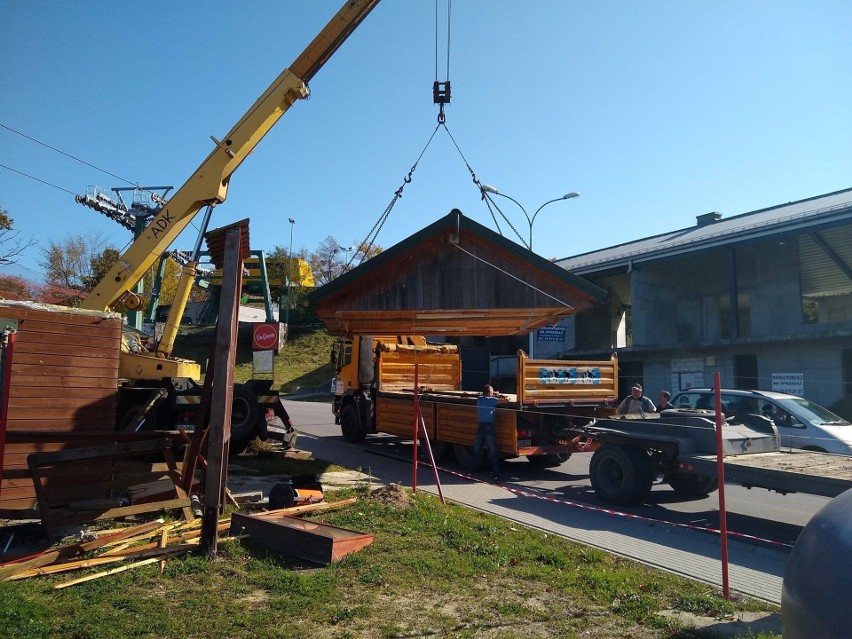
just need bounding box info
[616,383,656,415]
[469,384,501,482]
[658,390,672,411]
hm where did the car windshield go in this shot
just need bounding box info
[776,398,851,426]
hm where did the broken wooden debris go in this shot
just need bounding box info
[2,498,359,583]
[27,438,192,541]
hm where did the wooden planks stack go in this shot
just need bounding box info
[0,300,122,512]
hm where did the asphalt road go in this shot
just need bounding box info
[282,398,834,604]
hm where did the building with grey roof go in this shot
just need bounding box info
[545,187,852,412]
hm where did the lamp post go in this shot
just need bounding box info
[480,184,579,251]
[340,245,354,270]
[479,185,580,357]
[285,218,295,325]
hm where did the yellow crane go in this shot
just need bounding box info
[77,0,380,453]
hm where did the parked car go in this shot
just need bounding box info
[670,388,852,455]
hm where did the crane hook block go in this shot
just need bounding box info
[433,81,451,105]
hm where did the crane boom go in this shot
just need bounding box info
[81,0,380,312]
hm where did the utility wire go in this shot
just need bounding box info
[0,122,139,186]
[0,163,77,196]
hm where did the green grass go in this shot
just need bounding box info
[172,324,336,394]
[0,468,780,639]
[16,325,780,638]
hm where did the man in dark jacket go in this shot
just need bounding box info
[616,383,656,415]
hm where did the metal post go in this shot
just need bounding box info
[285,218,295,326]
[480,187,579,358]
[713,372,730,599]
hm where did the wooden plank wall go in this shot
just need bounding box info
[435,403,517,455]
[0,302,123,512]
[375,397,436,439]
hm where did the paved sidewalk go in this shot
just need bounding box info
[291,424,787,605]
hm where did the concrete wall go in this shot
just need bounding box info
[637,340,846,408]
[569,234,851,408]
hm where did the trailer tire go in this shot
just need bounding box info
[230,385,260,457]
[589,444,654,505]
[666,472,718,498]
[340,404,366,443]
[526,453,571,468]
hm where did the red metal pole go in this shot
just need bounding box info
[416,405,446,504]
[0,331,16,505]
[713,372,730,600]
[411,361,419,493]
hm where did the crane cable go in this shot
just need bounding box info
[354,0,525,263]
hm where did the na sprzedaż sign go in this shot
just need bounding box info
[772,373,804,396]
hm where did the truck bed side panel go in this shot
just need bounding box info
[377,352,460,393]
[436,403,518,455]
[375,396,436,440]
[519,352,618,406]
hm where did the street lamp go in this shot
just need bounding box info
[480,184,579,251]
[285,218,295,325]
[340,245,354,268]
[480,185,579,357]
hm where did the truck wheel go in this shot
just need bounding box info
[453,444,484,470]
[589,444,654,505]
[229,385,260,457]
[340,404,366,443]
[526,453,571,468]
[666,472,718,498]
[418,439,449,462]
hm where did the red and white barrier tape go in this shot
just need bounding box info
[419,460,794,549]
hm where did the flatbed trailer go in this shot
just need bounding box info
[577,410,852,505]
[684,450,852,499]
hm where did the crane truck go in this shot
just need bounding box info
[77,0,381,454]
[331,335,618,467]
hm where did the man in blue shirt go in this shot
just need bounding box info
[469,384,501,482]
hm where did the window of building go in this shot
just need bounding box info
[802,298,819,324]
[719,293,751,339]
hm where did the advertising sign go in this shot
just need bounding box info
[252,323,280,352]
[253,350,274,375]
[536,326,565,342]
[772,373,803,396]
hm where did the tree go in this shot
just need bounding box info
[40,231,116,303]
[84,247,120,290]
[0,206,37,265]
[306,236,383,286]
[0,274,82,305]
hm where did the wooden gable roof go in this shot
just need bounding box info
[309,210,607,337]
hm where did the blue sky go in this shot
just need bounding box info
[2,1,852,283]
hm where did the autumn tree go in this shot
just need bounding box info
[306,236,382,286]
[40,231,117,302]
[0,205,37,265]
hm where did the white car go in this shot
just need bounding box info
[670,388,852,455]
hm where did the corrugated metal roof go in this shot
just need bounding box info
[558,187,852,274]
